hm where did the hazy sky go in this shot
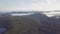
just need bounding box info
[0,0,60,11]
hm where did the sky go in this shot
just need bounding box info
[0,0,60,11]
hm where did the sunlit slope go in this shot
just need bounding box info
[5,15,41,34]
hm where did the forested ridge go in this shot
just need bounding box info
[0,13,60,34]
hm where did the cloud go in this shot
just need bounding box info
[46,0,56,4]
[0,0,60,11]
